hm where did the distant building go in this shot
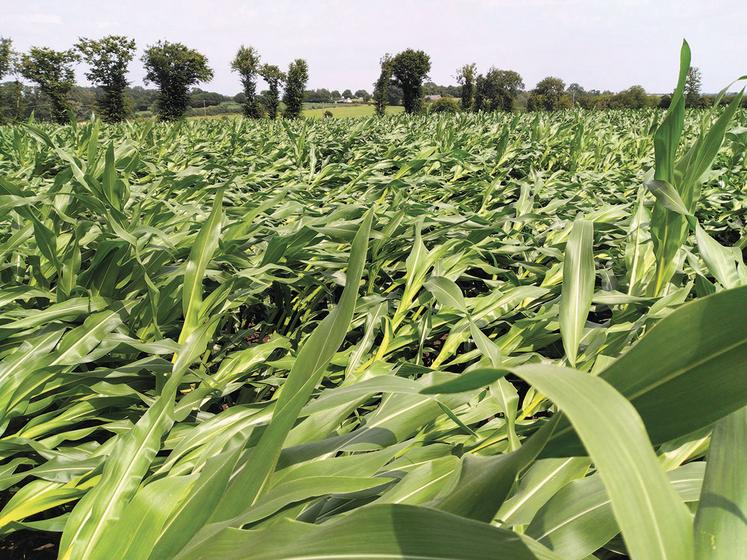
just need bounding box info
[425,94,442,101]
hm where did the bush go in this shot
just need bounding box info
[428,97,460,114]
[323,110,334,118]
[187,101,243,117]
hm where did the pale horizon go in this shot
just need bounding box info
[4,0,746,95]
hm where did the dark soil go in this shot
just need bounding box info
[0,531,59,559]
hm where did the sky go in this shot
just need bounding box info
[4,0,746,95]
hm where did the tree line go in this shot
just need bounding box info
[0,36,309,123]
[374,50,734,115]
[1,36,742,124]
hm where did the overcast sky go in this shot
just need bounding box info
[4,1,746,95]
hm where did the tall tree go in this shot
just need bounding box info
[231,46,262,118]
[0,38,14,121]
[354,89,370,101]
[76,35,136,123]
[528,76,568,111]
[456,63,476,111]
[260,64,285,119]
[142,41,213,120]
[474,68,524,112]
[19,47,80,124]
[474,75,487,111]
[391,49,431,113]
[372,54,393,116]
[567,82,585,106]
[283,58,309,119]
[0,38,12,82]
[342,89,353,99]
[685,66,702,108]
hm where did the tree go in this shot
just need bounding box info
[342,89,353,99]
[0,37,15,121]
[567,82,585,106]
[0,82,30,122]
[142,41,213,120]
[456,63,476,111]
[283,59,308,119]
[614,85,650,109]
[188,88,230,108]
[260,64,284,119]
[304,88,332,103]
[528,76,568,111]
[685,66,702,108]
[0,38,12,82]
[19,47,80,123]
[474,68,524,112]
[391,49,431,113]
[331,89,341,101]
[128,86,159,112]
[354,89,370,101]
[231,46,262,118]
[498,70,525,111]
[372,54,392,116]
[423,82,461,98]
[76,35,136,122]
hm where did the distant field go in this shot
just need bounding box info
[304,104,404,118]
[187,104,404,120]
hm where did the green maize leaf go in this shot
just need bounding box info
[695,224,746,289]
[209,210,373,520]
[425,275,467,312]
[178,189,224,347]
[178,504,539,560]
[426,364,694,560]
[559,220,595,367]
[694,406,747,560]
[58,317,220,560]
[547,285,747,455]
[527,462,705,560]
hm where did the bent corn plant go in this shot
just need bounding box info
[0,42,746,559]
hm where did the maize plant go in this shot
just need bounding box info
[0,42,745,559]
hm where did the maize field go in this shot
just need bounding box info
[0,42,746,559]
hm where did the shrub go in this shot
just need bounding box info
[428,97,460,114]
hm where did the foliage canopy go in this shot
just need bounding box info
[18,47,80,123]
[76,35,136,122]
[231,45,262,118]
[142,41,214,120]
[391,49,431,113]
[283,58,309,119]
